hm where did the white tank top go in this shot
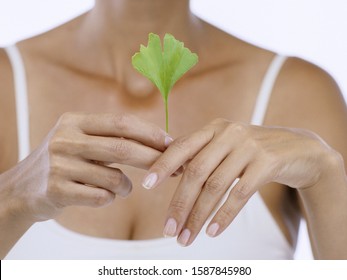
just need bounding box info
[4,45,294,259]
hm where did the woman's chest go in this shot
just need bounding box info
[25,68,276,241]
[27,70,258,149]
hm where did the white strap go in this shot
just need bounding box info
[251,55,287,126]
[4,45,30,161]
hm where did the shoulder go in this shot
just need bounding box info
[197,22,275,76]
[268,56,347,160]
[278,57,341,100]
[0,16,84,172]
[0,47,18,171]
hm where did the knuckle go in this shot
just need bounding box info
[306,134,332,156]
[74,136,88,156]
[216,122,249,141]
[218,203,237,221]
[111,140,131,161]
[185,162,206,179]
[210,118,228,125]
[58,112,78,126]
[246,137,261,152]
[310,138,326,153]
[48,159,64,178]
[227,122,247,135]
[170,199,187,214]
[172,136,190,151]
[59,112,72,123]
[105,170,122,189]
[48,131,83,157]
[48,132,67,154]
[151,129,165,146]
[233,181,252,200]
[187,209,204,226]
[155,159,172,173]
[113,113,132,131]
[92,190,113,207]
[204,175,226,195]
[326,149,344,169]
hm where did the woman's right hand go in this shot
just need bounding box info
[1,112,172,223]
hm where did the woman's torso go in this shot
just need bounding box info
[1,15,301,258]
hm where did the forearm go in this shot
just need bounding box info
[0,169,35,259]
[0,207,34,259]
[298,152,347,259]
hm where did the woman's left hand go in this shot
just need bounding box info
[142,118,338,246]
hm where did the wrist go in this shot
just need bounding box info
[0,167,37,225]
[298,148,346,199]
[0,173,35,259]
[297,149,347,259]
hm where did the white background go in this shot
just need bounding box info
[1,0,346,260]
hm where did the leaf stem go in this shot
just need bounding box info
[165,98,169,133]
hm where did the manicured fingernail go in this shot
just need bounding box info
[142,173,158,189]
[178,229,191,246]
[206,223,219,237]
[119,177,133,198]
[163,218,177,237]
[165,135,173,147]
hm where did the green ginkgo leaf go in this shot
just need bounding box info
[132,33,198,132]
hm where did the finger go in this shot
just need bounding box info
[76,113,172,151]
[175,149,252,246]
[162,134,233,237]
[142,127,215,189]
[78,135,163,170]
[51,181,116,208]
[206,162,266,238]
[69,161,132,198]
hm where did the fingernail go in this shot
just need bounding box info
[206,223,219,237]
[163,218,177,237]
[178,229,191,246]
[142,173,158,189]
[119,177,133,198]
[164,135,173,147]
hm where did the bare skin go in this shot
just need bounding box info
[1,0,347,259]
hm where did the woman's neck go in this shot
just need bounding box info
[94,0,191,34]
[77,0,202,96]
